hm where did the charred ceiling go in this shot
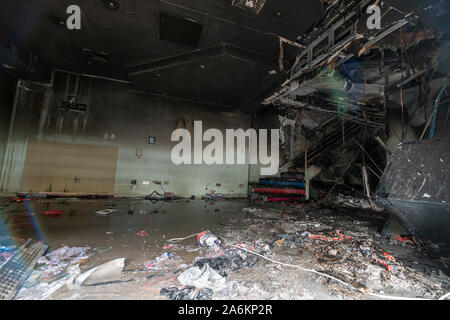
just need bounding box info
[0,0,325,109]
[263,0,450,209]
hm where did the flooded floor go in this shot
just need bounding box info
[1,198,245,261]
[0,198,248,299]
[1,197,449,300]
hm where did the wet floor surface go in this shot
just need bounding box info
[0,198,244,259]
[1,197,449,300]
[0,198,249,299]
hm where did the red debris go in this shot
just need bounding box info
[136,230,149,237]
[392,235,414,245]
[196,231,207,242]
[373,252,396,272]
[264,197,302,202]
[10,197,33,203]
[383,252,396,262]
[374,258,394,272]
[310,230,352,241]
[252,188,305,195]
[43,210,62,217]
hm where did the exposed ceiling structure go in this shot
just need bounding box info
[260,0,450,226]
[261,0,450,171]
[0,0,325,110]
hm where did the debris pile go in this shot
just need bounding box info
[2,196,448,300]
[217,203,450,299]
[15,246,93,300]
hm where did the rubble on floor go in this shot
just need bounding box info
[220,203,450,300]
[0,239,48,300]
[149,199,450,300]
[14,246,93,300]
[1,196,449,300]
[160,286,213,300]
[0,236,15,267]
[326,194,373,210]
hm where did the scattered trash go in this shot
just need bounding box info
[275,234,301,247]
[70,258,125,287]
[309,230,352,241]
[0,239,47,300]
[264,197,301,202]
[163,243,174,250]
[327,249,338,257]
[145,253,172,270]
[373,252,396,272]
[301,231,311,238]
[360,246,371,256]
[197,231,221,248]
[204,193,224,201]
[0,251,14,267]
[163,192,178,200]
[177,264,226,290]
[215,199,450,299]
[383,252,396,262]
[95,246,113,254]
[145,191,180,201]
[0,236,15,252]
[136,230,149,237]
[2,193,449,300]
[15,264,81,300]
[160,286,213,300]
[96,209,116,216]
[327,194,372,209]
[392,235,414,245]
[0,243,16,267]
[9,195,32,203]
[194,249,261,277]
[37,246,92,278]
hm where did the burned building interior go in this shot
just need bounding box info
[0,0,449,301]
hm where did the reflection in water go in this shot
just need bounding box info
[0,198,248,261]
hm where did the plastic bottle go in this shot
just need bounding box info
[197,231,221,247]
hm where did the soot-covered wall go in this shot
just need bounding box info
[0,72,251,197]
[0,71,16,182]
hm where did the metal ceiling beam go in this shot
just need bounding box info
[127,44,276,76]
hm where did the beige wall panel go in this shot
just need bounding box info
[22,140,118,194]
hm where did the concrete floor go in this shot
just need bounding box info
[1,198,243,259]
[1,198,247,299]
[1,197,449,300]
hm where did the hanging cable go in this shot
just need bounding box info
[429,77,450,139]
